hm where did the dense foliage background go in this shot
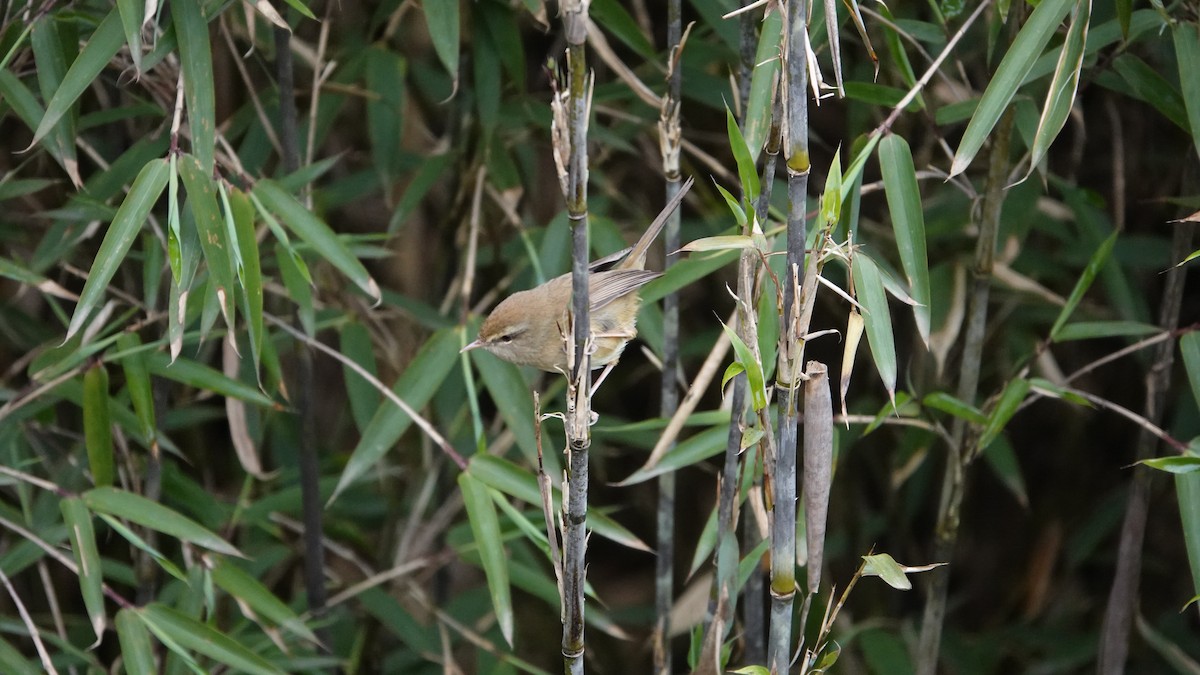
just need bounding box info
[0,0,1198,673]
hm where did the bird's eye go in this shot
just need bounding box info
[500,334,513,343]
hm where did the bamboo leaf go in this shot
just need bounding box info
[61,497,106,644]
[1024,0,1090,180]
[140,604,284,675]
[29,9,124,150]
[66,159,170,340]
[458,472,514,646]
[851,254,897,400]
[949,0,1074,177]
[83,487,243,557]
[878,134,932,345]
[1174,23,1200,162]
[978,378,1031,452]
[423,0,460,79]
[743,7,783,161]
[331,328,459,501]
[178,154,236,335]
[727,106,761,202]
[211,559,318,644]
[116,0,143,73]
[470,350,538,466]
[253,179,381,303]
[31,17,81,187]
[722,321,767,411]
[1177,471,1200,609]
[230,186,264,373]
[115,609,155,675]
[146,352,275,408]
[1183,332,1200,410]
[82,362,115,487]
[172,0,215,172]
[1050,231,1117,341]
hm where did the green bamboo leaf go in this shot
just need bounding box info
[279,0,317,20]
[253,179,381,303]
[115,0,143,73]
[878,5,923,109]
[29,9,124,150]
[743,7,783,161]
[821,148,843,226]
[84,487,243,557]
[0,636,38,675]
[66,158,170,340]
[977,378,1031,452]
[146,352,276,408]
[1053,320,1159,341]
[1177,472,1200,608]
[365,47,407,178]
[727,106,761,202]
[470,350,538,466]
[878,134,932,345]
[115,609,156,675]
[851,254,897,400]
[1174,23,1200,162]
[1024,0,1090,180]
[1049,231,1117,341]
[331,328,459,502]
[172,0,215,172]
[982,435,1029,507]
[1183,333,1200,410]
[721,322,767,411]
[616,425,727,485]
[423,0,460,79]
[83,362,115,487]
[922,391,987,424]
[1112,53,1189,132]
[229,186,264,373]
[469,454,651,552]
[274,242,314,336]
[838,133,881,211]
[61,497,106,644]
[862,553,912,590]
[98,514,187,582]
[340,322,380,433]
[31,17,81,187]
[1139,457,1200,474]
[714,182,748,227]
[591,0,655,58]
[458,471,514,646]
[211,559,318,644]
[949,0,1073,177]
[178,154,236,334]
[140,603,284,675]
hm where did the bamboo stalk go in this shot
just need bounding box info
[914,108,1014,675]
[559,2,592,672]
[653,0,684,670]
[769,0,809,670]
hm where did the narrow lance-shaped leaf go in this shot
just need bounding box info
[743,7,784,161]
[30,18,81,187]
[977,378,1031,452]
[83,487,243,557]
[229,186,264,374]
[211,559,318,644]
[67,159,170,340]
[1050,231,1117,341]
[840,309,864,419]
[423,0,460,80]
[139,604,284,675]
[253,179,381,303]
[178,153,236,338]
[1177,472,1200,610]
[878,134,931,345]
[458,472,514,646]
[115,609,155,675]
[172,0,215,172]
[61,497,106,644]
[1174,23,1200,163]
[850,253,897,401]
[727,106,762,202]
[115,0,143,73]
[83,362,115,487]
[28,9,124,150]
[949,0,1074,177]
[1024,0,1091,181]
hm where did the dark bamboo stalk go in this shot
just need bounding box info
[769,0,809,667]
[560,2,591,673]
[653,0,684,669]
[915,108,1014,675]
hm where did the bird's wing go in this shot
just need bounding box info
[589,270,661,310]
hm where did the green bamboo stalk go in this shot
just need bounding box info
[654,0,684,670]
[915,108,1014,675]
[770,0,809,670]
[560,2,591,673]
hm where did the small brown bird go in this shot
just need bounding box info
[462,177,693,379]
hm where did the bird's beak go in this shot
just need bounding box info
[460,339,484,354]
